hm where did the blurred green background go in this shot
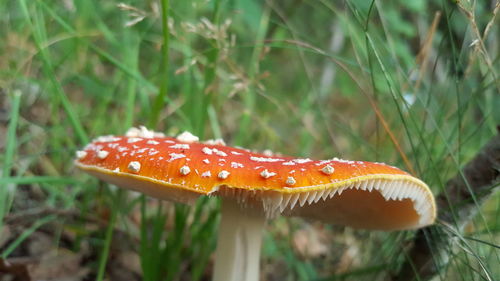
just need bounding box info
[0,0,498,280]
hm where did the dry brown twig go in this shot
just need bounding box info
[457,0,499,91]
[413,11,441,94]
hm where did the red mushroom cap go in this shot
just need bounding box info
[75,127,436,230]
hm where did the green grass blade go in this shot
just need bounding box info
[18,0,88,144]
[0,91,21,234]
[0,176,79,185]
[149,0,170,128]
[1,215,57,258]
[96,192,118,281]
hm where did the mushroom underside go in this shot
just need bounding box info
[78,162,434,230]
[216,178,434,231]
[78,165,203,204]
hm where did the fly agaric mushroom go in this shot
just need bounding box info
[75,126,436,281]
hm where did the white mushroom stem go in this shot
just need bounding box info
[213,198,266,281]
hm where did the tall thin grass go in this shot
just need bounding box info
[0,0,498,280]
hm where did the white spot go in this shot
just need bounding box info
[85,143,103,151]
[202,147,213,155]
[128,161,141,172]
[316,160,332,166]
[230,162,244,168]
[148,150,159,156]
[107,143,119,149]
[213,149,227,157]
[262,149,274,156]
[113,168,120,173]
[170,143,190,149]
[282,161,295,166]
[250,156,284,163]
[204,138,226,146]
[321,165,334,175]
[94,135,121,143]
[180,166,191,175]
[118,147,128,152]
[126,126,164,138]
[176,131,199,143]
[127,137,143,143]
[286,177,296,186]
[125,127,141,137]
[76,151,87,159]
[294,158,312,164]
[218,170,230,179]
[260,169,277,179]
[169,153,186,161]
[203,159,210,164]
[147,140,160,145]
[331,157,355,164]
[201,171,211,178]
[97,150,109,159]
[231,151,243,155]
